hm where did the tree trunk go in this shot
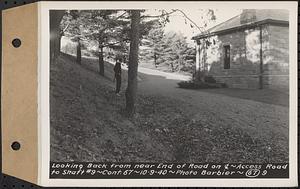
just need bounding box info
[177,57,182,72]
[99,44,104,76]
[154,52,157,68]
[76,38,81,64]
[50,10,65,63]
[125,10,140,117]
[58,33,62,53]
[170,63,174,72]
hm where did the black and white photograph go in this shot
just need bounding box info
[43,1,297,186]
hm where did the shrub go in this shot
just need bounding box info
[204,75,217,83]
[177,80,227,89]
[177,81,197,89]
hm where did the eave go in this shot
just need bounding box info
[192,19,289,40]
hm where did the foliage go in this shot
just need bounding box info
[59,8,217,115]
[160,32,196,72]
[61,11,84,40]
[61,9,215,73]
[61,10,131,53]
[140,21,165,67]
[177,79,227,89]
[204,75,217,83]
[180,70,224,89]
[141,28,196,73]
[81,11,130,44]
[61,41,77,55]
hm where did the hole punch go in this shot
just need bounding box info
[12,38,21,48]
[11,141,21,151]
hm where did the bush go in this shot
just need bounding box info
[177,80,227,89]
[177,81,197,89]
[204,75,217,83]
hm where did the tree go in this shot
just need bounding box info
[160,31,193,72]
[183,47,196,73]
[141,21,165,67]
[62,13,84,64]
[60,10,130,74]
[80,10,130,76]
[125,10,141,116]
[59,11,80,53]
[124,9,215,116]
[50,10,66,63]
[76,37,82,64]
[57,9,215,116]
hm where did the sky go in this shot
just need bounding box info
[160,9,242,43]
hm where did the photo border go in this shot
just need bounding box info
[39,1,298,187]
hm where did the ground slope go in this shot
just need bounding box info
[50,54,289,163]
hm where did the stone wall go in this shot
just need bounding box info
[263,25,289,90]
[199,25,268,89]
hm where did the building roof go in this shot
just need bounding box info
[193,9,289,40]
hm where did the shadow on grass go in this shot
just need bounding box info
[62,53,115,81]
[195,88,289,107]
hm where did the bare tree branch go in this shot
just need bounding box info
[141,10,177,18]
[142,9,209,34]
[60,22,71,35]
[63,22,70,32]
[172,9,206,33]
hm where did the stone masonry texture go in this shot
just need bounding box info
[199,24,289,90]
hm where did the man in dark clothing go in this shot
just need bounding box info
[114,59,122,95]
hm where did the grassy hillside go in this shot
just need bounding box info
[50,54,192,162]
[50,54,288,163]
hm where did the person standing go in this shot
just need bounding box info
[114,59,122,96]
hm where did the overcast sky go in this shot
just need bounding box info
[161,9,242,42]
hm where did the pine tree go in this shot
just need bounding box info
[160,31,194,72]
[58,9,214,116]
[142,21,165,68]
[125,10,141,116]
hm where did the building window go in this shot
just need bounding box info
[224,45,230,69]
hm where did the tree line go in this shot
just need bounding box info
[140,22,196,73]
[50,9,215,116]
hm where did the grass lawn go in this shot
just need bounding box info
[50,54,288,163]
[199,88,289,107]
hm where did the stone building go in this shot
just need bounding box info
[192,9,289,89]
